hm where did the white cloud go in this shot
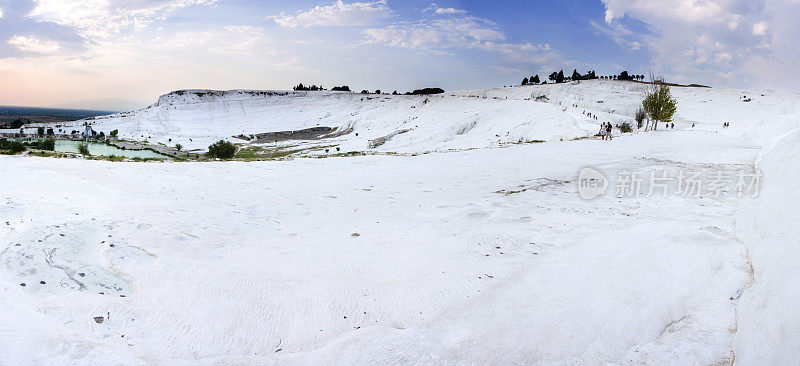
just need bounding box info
[715,52,733,63]
[363,17,505,53]
[603,0,729,25]
[8,35,60,53]
[362,16,573,76]
[27,0,219,39]
[153,26,275,57]
[597,0,790,87]
[422,3,467,15]
[752,21,768,36]
[716,71,734,79]
[0,7,4,18]
[590,20,641,50]
[739,0,800,90]
[436,8,467,15]
[728,14,742,30]
[270,0,392,28]
[604,9,615,24]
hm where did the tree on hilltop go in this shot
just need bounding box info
[572,69,581,81]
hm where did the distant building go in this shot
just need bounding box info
[83,124,94,138]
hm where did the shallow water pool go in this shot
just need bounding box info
[55,140,171,159]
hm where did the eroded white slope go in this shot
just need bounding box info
[734,127,800,364]
[3,81,800,364]
[62,88,595,154]
[0,130,756,364]
[61,80,792,155]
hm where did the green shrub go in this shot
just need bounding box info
[175,143,182,151]
[0,139,26,154]
[411,87,445,95]
[37,127,45,135]
[110,129,118,137]
[207,140,236,159]
[77,142,90,155]
[36,138,56,151]
[620,122,633,133]
[635,107,646,129]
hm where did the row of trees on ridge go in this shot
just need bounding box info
[521,70,646,85]
[294,83,444,96]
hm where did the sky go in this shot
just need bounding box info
[0,0,798,110]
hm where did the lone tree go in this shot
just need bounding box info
[521,77,529,85]
[642,73,677,130]
[532,74,540,84]
[556,69,565,83]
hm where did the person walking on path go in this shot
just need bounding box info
[600,122,607,140]
[606,122,613,140]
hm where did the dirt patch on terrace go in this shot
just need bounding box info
[495,178,571,195]
[369,129,412,149]
[247,126,352,144]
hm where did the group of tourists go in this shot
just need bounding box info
[600,122,613,140]
[599,121,679,140]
